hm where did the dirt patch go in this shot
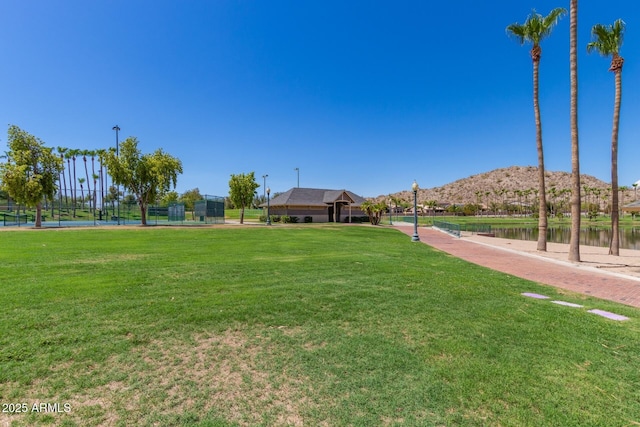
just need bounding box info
[1,329,311,426]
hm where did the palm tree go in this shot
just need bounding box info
[507,7,567,251]
[549,186,558,217]
[89,150,97,212]
[96,149,107,214]
[67,148,81,217]
[568,0,581,262]
[56,147,69,209]
[78,178,86,210]
[361,200,387,225]
[80,150,92,213]
[92,173,100,214]
[64,150,74,214]
[620,185,629,218]
[587,19,625,256]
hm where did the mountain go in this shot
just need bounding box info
[374,166,615,206]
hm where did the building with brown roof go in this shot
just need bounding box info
[262,187,366,223]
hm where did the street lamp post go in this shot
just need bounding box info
[412,180,420,242]
[266,187,271,225]
[112,125,120,225]
[294,167,299,188]
[262,174,268,199]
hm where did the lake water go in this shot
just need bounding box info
[491,226,640,250]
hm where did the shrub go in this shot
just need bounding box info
[304,216,313,223]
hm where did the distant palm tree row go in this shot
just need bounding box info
[55,147,119,218]
[389,184,633,219]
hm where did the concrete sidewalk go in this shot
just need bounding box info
[394,225,640,309]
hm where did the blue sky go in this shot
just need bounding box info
[1,1,638,198]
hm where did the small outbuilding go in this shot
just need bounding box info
[622,200,640,213]
[263,187,366,223]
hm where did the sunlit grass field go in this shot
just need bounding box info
[1,225,639,426]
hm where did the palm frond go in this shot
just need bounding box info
[507,8,566,47]
[587,19,625,57]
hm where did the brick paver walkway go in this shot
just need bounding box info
[395,225,640,309]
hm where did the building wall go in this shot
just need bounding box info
[269,205,365,223]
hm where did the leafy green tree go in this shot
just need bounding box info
[587,19,625,256]
[228,172,259,224]
[106,185,119,216]
[507,7,566,252]
[179,188,202,220]
[0,125,63,227]
[463,203,480,216]
[104,137,182,226]
[161,191,179,205]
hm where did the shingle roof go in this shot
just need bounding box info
[263,187,365,207]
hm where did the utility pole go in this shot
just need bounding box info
[112,125,120,225]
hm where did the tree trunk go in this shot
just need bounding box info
[72,156,77,217]
[35,202,43,228]
[67,158,73,214]
[60,155,68,207]
[83,157,92,214]
[532,58,547,251]
[240,206,245,224]
[609,68,622,255]
[139,200,147,225]
[568,0,581,262]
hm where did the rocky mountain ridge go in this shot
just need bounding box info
[374,166,621,206]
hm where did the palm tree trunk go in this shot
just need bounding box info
[532,58,547,251]
[568,0,581,262]
[91,153,97,212]
[66,156,73,214]
[72,153,78,217]
[609,69,622,255]
[83,154,92,214]
[59,153,68,208]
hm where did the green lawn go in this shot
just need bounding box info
[1,225,639,426]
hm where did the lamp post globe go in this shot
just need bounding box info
[266,187,271,225]
[411,180,420,242]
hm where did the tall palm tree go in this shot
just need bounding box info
[81,150,93,213]
[64,150,74,215]
[568,0,581,262]
[89,150,97,212]
[587,19,625,256]
[507,7,567,251]
[96,149,107,213]
[92,173,100,213]
[56,147,69,208]
[78,178,86,210]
